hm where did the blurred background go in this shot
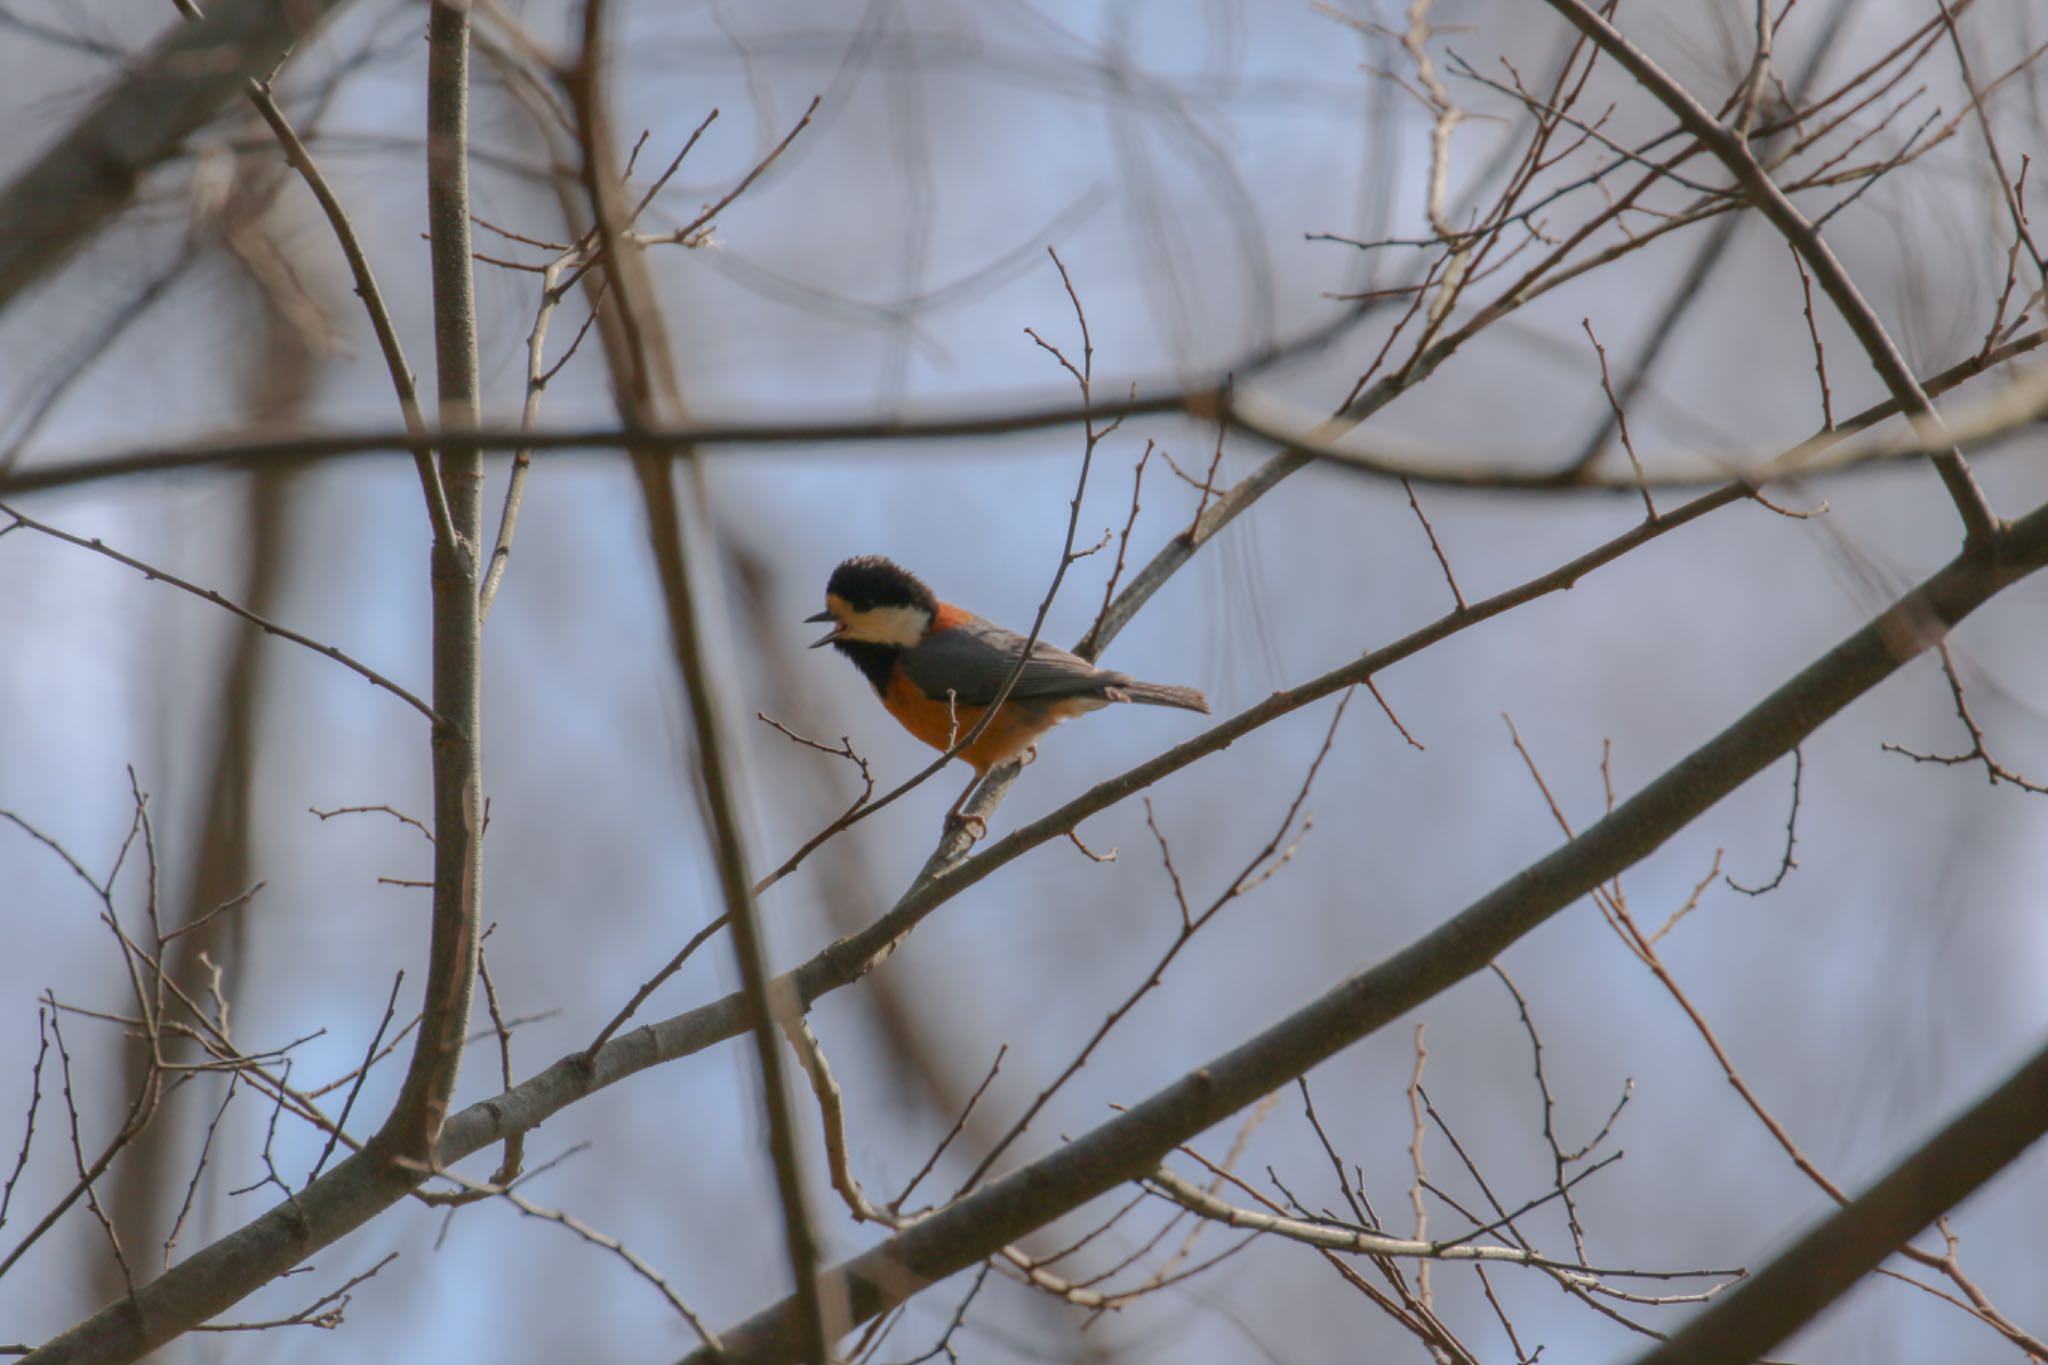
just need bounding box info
[2,0,2046,1360]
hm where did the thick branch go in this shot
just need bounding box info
[683,505,2048,1362]
[372,0,483,1164]
[1631,1036,2048,1365]
[32,492,2048,1362]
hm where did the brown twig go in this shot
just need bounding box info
[309,804,436,844]
[579,916,731,1065]
[1789,248,1835,430]
[306,975,404,1188]
[890,1046,1007,1215]
[0,505,436,722]
[1083,440,1155,652]
[1065,830,1117,863]
[1882,644,2048,793]
[957,688,1353,1196]
[1401,476,1467,611]
[193,1252,399,1334]
[243,76,455,550]
[1582,319,1657,519]
[161,1074,238,1269]
[1541,0,2000,549]
[749,716,875,897]
[1726,747,1805,894]
[779,1017,888,1225]
[51,1009,134,1298]
[0,1007,50,1233]
[643,95,821,249]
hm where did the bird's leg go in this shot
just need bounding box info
[1017,744,1038,767]
[944,768,988,841]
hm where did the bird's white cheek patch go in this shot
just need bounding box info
[843,604,931,646]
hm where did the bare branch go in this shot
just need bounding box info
[1882,644,2048,793]
[1149,1167,1731,1289]
[681,504,2048,1363]
[1632,1039,2048,1365]
[1726,747,1805,894]
[1541,0,2001,547]
[372,0,489,1178]
[0,505,436,722]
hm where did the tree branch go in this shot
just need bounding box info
[558,12,831,1352]
[1540,0,2002,548]
[0,0,343,310]
[1630,1036,2048,1365]
[2,322,2038,502]
[371,0,484,1168]
[680,503,2048,1362]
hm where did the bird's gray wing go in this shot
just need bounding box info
[899,616,1121,707]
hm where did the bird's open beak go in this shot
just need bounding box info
[805,609,842,649]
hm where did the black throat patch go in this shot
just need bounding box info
[832,639,899,696]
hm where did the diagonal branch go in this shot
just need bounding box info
[680,503,2048,1364]
[0,503,436,722]
[1539,0,2001,548]
[243,78,456,550]
[1629,1036,2048,1365]
[30,474,2048,1363]
[0,0,344,311]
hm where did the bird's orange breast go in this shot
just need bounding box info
[880,661,1096,774]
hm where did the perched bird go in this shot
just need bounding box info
[808,555,1209,828]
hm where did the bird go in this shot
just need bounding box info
[807,555,1210,830]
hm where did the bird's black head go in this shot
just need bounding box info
[823,556,937,616]
[805,556,940,684]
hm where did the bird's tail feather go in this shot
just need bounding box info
[1115,681,1210,714]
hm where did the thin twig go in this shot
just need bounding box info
[1582,319,1657,519]
[243,77,455,550]
[1727,747,1805,894]
[958,688,1353,1195]
[0,505,436,721]
[1882,644,2048,793]
[1542,0,2000,548]
[891,1045,1007,1215]
[1789,248,1835,429]
[643,96,821,249]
